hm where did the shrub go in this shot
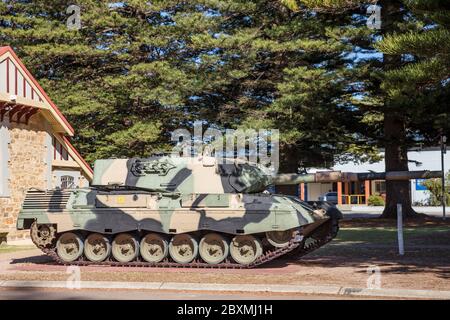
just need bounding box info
[368,194,385,206]
[421,171,450,206]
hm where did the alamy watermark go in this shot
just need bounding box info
[367,4,381,30]
[366,265,382,289]
[66,5,81,30]
[66,265,81,289]
[171,122,280,173]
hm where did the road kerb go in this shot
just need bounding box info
[339,287,450,299]
[82,281,163,290]
[160,282,342,295]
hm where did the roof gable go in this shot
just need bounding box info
[0,46,92,178]
[0,46,74,135]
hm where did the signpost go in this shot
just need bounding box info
[397,203,404,255]
[441,134,447,221]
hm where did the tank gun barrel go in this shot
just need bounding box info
[272,170,442,185]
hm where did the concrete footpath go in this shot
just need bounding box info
[340,206,449,217]
[0,280,449,300]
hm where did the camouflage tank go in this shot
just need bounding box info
[16,155,441,268]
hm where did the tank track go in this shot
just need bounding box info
[37,219,337,269]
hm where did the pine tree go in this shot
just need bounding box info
[376,0,450,217]
[295,0,450,217]
[0,0,202,162]
[3,0,447,214]
[0,0,372,185]
[176,1,377,197]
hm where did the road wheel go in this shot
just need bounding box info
[84,233,111,262]
[199,233,229,264]
[112,233,139,263]
[266,230,294,248]
[56,232,84,262]
[169,234,198,264]
[140,233,168,263]
[230,235,262,265]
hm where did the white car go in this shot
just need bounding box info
[318,192,338,204]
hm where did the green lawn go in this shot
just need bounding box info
[0,244,36,254]
[307,225,450,259]
[335,226,450,245]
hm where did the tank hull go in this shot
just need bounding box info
[17,154,434,268]
[17,189,339,268]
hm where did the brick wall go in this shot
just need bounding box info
[0,114,48,240]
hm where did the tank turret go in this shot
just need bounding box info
[91,155,273,194]
[92,155,442,194]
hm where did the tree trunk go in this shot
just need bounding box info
[380,113,416,218]
[275,145,299,196]
[379,0,416,218]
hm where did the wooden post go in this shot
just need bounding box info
[344,182,349,197]
[299,183,305,201]
[337,182,343,205]
[365,180,370,205]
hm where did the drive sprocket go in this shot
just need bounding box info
[30,222,56,248]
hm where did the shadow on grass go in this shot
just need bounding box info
[270,226,450,280]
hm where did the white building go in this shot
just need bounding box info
[300,148,448,206]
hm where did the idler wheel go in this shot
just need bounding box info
[199,233,229,264]
[56,232,84,262]
[84,233,111,262]
[169,234,198,264]
[266,230,294,248]
[140,233,168,263]
[112,233,139,263]
[230,235,262,265]
[30,222,56,248]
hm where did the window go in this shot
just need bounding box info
[60,175,75,189]
[0,123,10,197]
[374,180,386,194]
[54,170,80,190]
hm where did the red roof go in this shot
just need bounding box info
[62,135,94,174]
[0,46,74,135]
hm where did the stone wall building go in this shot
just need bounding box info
[0,46,93,241]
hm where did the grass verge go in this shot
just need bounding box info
[0,244,36,254]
